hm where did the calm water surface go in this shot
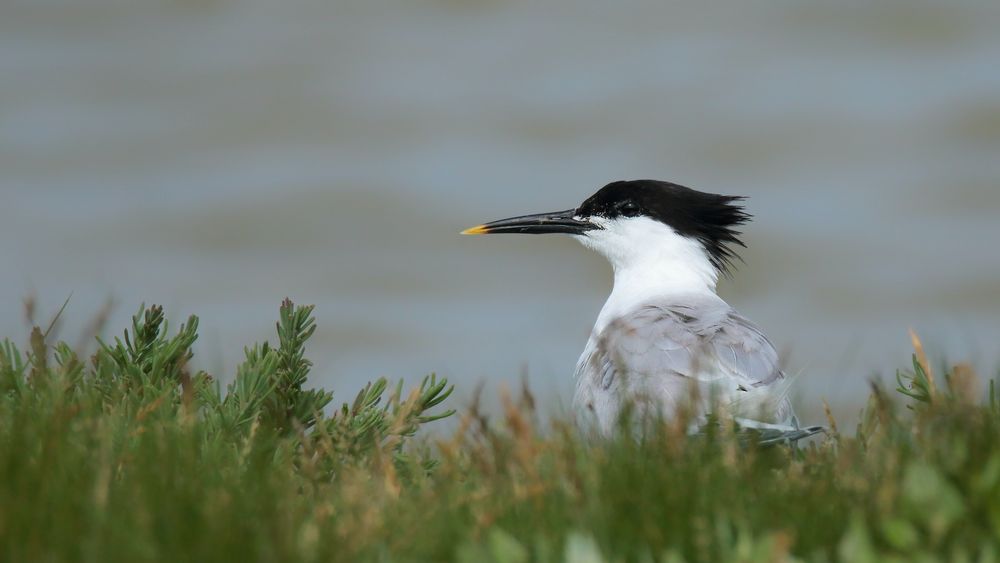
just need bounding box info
[2,0,1000,419]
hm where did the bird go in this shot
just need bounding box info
[462,179,820,440]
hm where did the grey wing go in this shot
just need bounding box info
[582,302,789,421]
[597,305,700,383]
[707,310,785,389]
[710,310,795,419]
[579,305,705,418]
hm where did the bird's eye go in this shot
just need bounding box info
[617,201,639,214]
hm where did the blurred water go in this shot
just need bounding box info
[2,0,999,417]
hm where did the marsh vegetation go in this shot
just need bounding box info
[1,301,997,561]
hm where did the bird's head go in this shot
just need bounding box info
[462,179,750,278]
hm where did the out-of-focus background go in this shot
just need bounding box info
[2,0,999,418]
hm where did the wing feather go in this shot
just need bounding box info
[579,298,788,422]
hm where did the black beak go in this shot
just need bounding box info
[461,209,596,236]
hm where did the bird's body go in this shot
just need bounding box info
[574,294,793,434]
[464,179,812,437]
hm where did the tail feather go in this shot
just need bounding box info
[735,415,825,446]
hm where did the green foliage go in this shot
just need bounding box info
[1,305,999,562]
[0,299,455,562]
[259,298,332,433]
[896,354,936,405]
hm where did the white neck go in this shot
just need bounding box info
[574,216,720,333]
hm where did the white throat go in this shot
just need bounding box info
[574,216,720,333]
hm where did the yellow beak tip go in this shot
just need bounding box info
[461,225,489,235]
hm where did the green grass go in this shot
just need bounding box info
[1,301,999,562]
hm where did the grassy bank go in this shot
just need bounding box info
[1,301,998,562]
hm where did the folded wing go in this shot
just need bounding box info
[577,296,792,426]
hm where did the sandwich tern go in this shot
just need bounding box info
[464,179,819,439]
